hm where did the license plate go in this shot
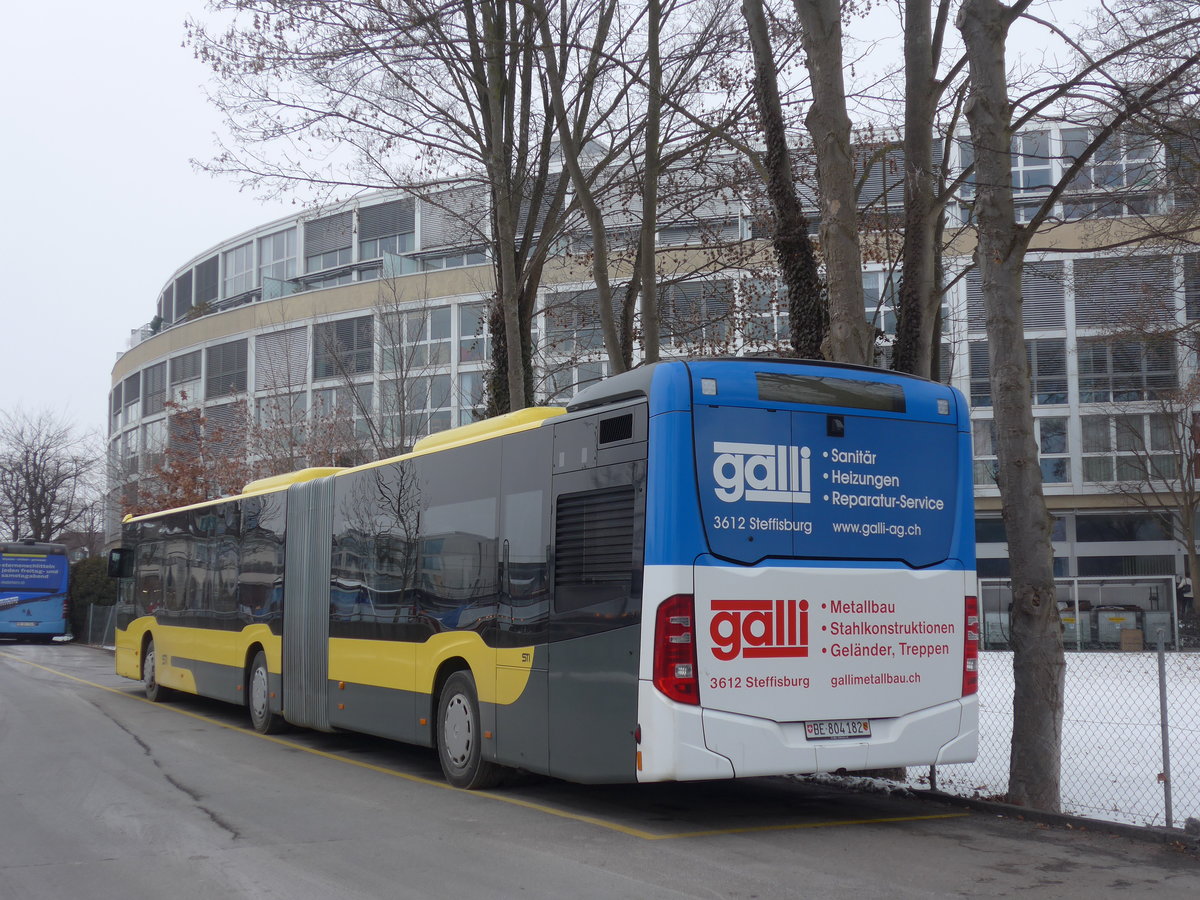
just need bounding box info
[804,718,871,740]
[12,622,37,628]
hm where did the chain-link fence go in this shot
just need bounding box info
[929,642,1200,828]
[980,576,1199,652]
[75,602,117,648]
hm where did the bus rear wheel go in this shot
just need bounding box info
[248,650,285,734]
[143,638,173,703]
[437,671,502,789]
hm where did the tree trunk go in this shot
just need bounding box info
[482,4,529,411]
[743,0,825,358]
[892,0,941,378]
[959,0,1064,813]
[532,0,626,374]
[794,0,872,365]
[638,0,663,365]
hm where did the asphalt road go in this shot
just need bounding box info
[1,642,1197,900]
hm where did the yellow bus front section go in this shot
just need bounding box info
[119,616,534,710]
[114,616,282,701]
[328,632,535,705]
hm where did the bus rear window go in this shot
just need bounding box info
[756,373,905,413]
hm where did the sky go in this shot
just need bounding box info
[0,1,294,437]
[0,0,1099,440]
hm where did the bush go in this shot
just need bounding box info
[68,556,116,637]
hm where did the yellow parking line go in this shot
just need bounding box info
[1,651,970,840]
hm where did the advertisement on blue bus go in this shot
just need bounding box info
[0,542,70,641]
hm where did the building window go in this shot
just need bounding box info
[170,350,202,402]
[256,392,308,451]
[358,198,416,260]
[143,363,167,417]
[122,373,140,427]
[1026,339,1067,405]
[1036,416,1069,483]
[195,256,219,306]
[863,270,900,335]
[976,340,1067,407]
[223,242,254,297]
[457,370,488,425]
[545,361,607,404]
[255,327,308,392]
[121,429,139,476]
[110,384,122,435]
[458,302,492,363]
[313,383,374,443]
[1082,413,1179,483]
[1077,337,1177,403]
[1076,513,1172,543]
[174,271,193,320]
[972,416,1069,485]
[1011,130,1053,194]
[360,231,414,261]
[1075,256,1174,328]
[1077,555,1174,577]
[206,340,248,398]
[314,316,374,379]
[544,288,606,356]
[1061,129,1156,218]
[661,279,734,349]
[258,229,298,283]
[304,212,352,273]
[142,418,167,471]
[966,262,1065,332]
[739,278,790,347]
[379,368,454,448]
[969,342,992,407]
[303,271,354,290]
[381,306,451,372]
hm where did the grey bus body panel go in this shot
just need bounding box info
[160,655,245,705]
[283,475,335,731]
[547,626,640,782]
[544,403,647,783]
[328,681,429,747]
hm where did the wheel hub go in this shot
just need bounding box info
[443,694,472,767]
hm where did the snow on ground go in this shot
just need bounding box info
[930,651,1200,827]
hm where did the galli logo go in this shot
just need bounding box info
[712,442,811,504]
[709,599,810,661]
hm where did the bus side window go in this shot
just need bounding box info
[108,548,134,578]
[134,542,163,617]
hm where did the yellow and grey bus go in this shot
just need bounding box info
[110,358,978,787]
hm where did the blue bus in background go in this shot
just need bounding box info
[0,542,70,641]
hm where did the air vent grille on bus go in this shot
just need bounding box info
[598,414,634,444]
[554,485,635,602]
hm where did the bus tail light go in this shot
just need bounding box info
[963,595,979,696]
[653,594,699,705]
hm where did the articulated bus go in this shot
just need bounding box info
[1,541,70,641]
[110,358,977,787]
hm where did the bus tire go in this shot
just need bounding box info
[143,638,173,703]
[437,671,502,790]
[248,650,286,734]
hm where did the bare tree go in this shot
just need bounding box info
[741,0,825,358]
[189,0,582,413]
[0,411,98,543]
[892,0,968,379]
[128,395,252,515]
[958,0,1200,811]
[792,0,873,364]
[1097,378,1200,620]
[529,0,753,370]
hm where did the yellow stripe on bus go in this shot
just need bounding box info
[120,618,536,706]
